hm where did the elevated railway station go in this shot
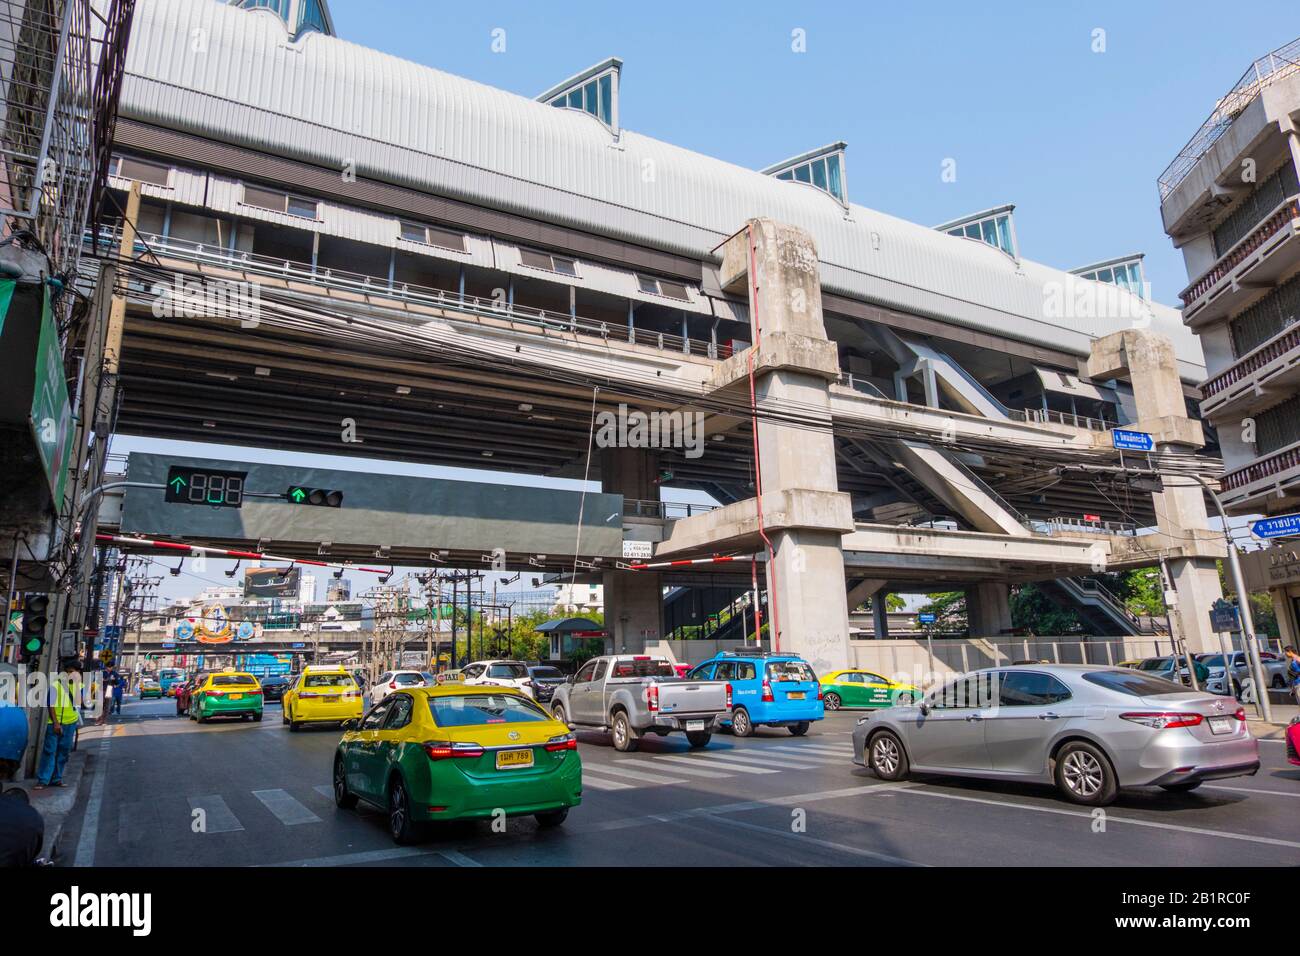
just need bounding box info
[79,0,1232,671]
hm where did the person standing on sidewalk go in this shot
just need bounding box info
[34,659,83,791]
[110,667,124,715]
[1284,646,1300,706]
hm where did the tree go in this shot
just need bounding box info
[917,591,967,631]
[1009,584,1083,636]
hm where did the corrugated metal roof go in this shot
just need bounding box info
[119,0,1206,379]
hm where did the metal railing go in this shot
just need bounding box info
[1035,516,1139,536]
[1060,577,1145,631]
[1202,316,1300,399]
[1159,37,1300,200]
[88,226,731,361]
[623,499,720,520]
[1222,440,1300,492]
[1180,196,1300,306]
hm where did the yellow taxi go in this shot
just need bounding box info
[282,665,364,731]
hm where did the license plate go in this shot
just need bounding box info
[324,695,339,703]
[1208,716,1233,735]
[788,691,806,700]
[686,720,705,732]
[496,749,534,770]
[229,694,242,701]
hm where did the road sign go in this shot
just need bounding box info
[1250,514,1300,539]
[622,540,653,560]
[918,612,937,625]
[1209,599,1238,633]
[1111,429,1155,452]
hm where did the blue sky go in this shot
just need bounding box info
[329,0,1297,304]
[121,2,1292,600]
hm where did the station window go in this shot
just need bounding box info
[241,183,319,220]
[940,209,1016,258]
[772,152,845,203]
[636,274,690,301]
[1075,259,1145,298]
[111,154,171,187]
[519,248,578,276]
[399,221,466,252]
[548,71,614,127]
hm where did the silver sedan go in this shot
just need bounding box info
[851,664,1260,806]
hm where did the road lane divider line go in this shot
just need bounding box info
[688,751,827,770]
[72,735,112,867]
[654,754,779,774]
[437,849,483,867]
[885,783,1300,850]
[611,758,733,779]
[1205,784,1300,799]
[252,788,323,825]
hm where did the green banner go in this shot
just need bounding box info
[29,284,75,504]
[0,278,14,336]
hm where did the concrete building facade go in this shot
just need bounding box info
[1159,36,1300,650]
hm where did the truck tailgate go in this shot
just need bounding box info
[656,680,728,715]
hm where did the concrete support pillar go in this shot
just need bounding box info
[717,218,853,674]
[601,446,663,653]
[602,569,663,654]
[872,588,890,639]
[845,577,884,613]
[967,582,1012,638]
[1087,330,1226,654]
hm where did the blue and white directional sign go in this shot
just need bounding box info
[918,612,937,625]
[1251,513,1300,539]
[1112,429,1155,452]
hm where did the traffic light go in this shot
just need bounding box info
[18,594,49,665]
[286,486,343,507]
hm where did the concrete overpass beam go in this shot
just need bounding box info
[967,582,1013,639]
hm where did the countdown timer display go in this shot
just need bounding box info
[164,466,249,508]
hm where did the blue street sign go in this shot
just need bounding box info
[1251,514,1300,539]
[1112,429,1155,452]
[918,612,937,625]
[1209,600,1238,633]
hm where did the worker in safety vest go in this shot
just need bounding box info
[35,659,83,790]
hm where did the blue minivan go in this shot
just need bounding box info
[686,652,824,736]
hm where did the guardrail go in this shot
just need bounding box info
[1180,196,1300,306]
[1222,441,1300,492]
[87,227,731,361]
[624,499,720,520]
[1202,319,1300,399]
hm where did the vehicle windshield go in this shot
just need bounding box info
[428,694,550,727]
[1083,670,1186,697]
[530,667,564,680]
[1198,655,1226,668]
[611,659,675,678]
[394,673,424,685]
[1136,658,1173,672]
[487,663,529,679]
[305,674,354,687]
[212,675,256,686]
[767,661,816,682]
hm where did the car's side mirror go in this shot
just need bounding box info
[566,722,576,731]
[342,718,359,730]
[565,675,575,684]
[918,702,931,716]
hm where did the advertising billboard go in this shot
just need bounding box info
[244,566,302,599]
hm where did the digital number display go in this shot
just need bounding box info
[164,466,248,508]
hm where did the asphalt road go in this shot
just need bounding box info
[58,696,1300,867]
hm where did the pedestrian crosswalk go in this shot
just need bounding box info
[109,741,857,842]
[580,740,855,792]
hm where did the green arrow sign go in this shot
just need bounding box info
[289,487,306,503]
[169,476,186,492]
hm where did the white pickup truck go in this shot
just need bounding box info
[549,654,731,751]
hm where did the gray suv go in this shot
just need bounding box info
[852,664,1259,806]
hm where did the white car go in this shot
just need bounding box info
[461,660,534,697]
[369,669,427,705]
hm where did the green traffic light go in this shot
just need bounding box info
[24,637,41,652]
[169,476,186,492]
[290,487,306,503]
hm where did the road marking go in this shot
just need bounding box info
[1206,784,1300,799]
[266,845,432,867]
[613,757,733,779]
[655,753,779,774]
[581,763,689,785]
[886,784,1300,851]
[772,743,853,757]
[253,789,322,825]
[730,748,847,766]
[580,774,634,791]
[73,735,111,867]
[692,750,826,770]
[188,794,244,833]
[437,849,482,867]
[313,784,334,799]
[706,815,927,867]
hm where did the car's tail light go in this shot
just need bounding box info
[647,684,659,713]
[725,682,733,709]
[761,680,774,703]
[1120,711,1205,729]
[206,689,223,697]
[545,733,577,752]
[299,691,320,698]
[389,681,397,689]
[423,741,485,760]
[816,684,824,701]
[1233,708,1246,721]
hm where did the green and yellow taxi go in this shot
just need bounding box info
[333,684,581,844]
[819,669,919,710]
[282,665,364,731]
[190,670,263,722]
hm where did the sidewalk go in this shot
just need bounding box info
[1246,700,1297,740]
[11,719,115,863]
